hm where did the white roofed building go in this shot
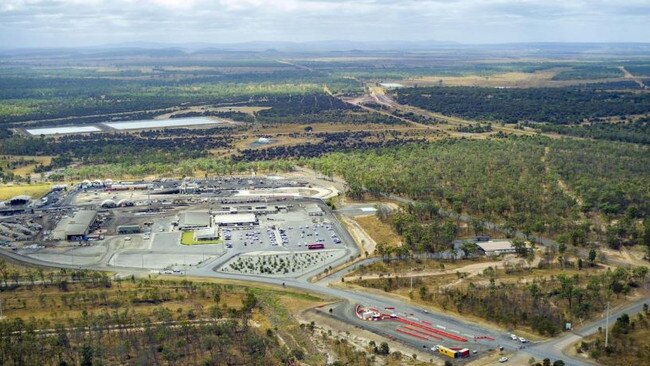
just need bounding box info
[475,240,515,256]
[193,227,219,241]
[213,213,258,227]
[178,211,211,230]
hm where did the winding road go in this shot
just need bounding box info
[1,190,647,366]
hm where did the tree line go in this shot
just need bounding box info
[395,86,650,124]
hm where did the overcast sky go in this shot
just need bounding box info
[1,0,649,48]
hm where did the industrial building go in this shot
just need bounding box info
[178,211,212,230]
[213,213,258,227]
[475,240,515,256]
[213,205,278,215]
[193,227,219,241]
[52,210,98,241]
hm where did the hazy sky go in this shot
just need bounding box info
[1,0,649,48]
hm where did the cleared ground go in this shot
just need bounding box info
[354,215,402,249]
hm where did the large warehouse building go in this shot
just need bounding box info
[52,210,98,241]
[213,213,258,227]
[178,211,212,230]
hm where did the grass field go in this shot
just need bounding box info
[0,183,52,200]
[180,230,223,245]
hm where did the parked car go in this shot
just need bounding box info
[499,356,508,363]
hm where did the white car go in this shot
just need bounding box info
[499,356,508,363]
[510,334,518,340]
[519,337,527,343]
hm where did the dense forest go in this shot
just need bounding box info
[251,94,405,125]
[395,86,650,124]
[532,117,650,144]
[0,132,233,168]
[551,65,624,80]
[307,137,650,245]
[236,131,425,161]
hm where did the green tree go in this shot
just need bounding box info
[513,238,528,257]
[0,259,8,287]
[588,249,597,267]
[80,345,93,366]
[379,342,390,355]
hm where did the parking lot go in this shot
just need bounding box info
[223,221,343,251]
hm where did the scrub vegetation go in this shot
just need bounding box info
[308,137,650,247]
[0,260,329,366]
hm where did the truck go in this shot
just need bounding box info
[437,345,471,359]
[437,345,457,358]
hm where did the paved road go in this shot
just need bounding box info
[5,242,646,366]
[2,192,648,365]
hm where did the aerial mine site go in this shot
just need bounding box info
[0,1,649,366]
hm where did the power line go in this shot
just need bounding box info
[605,301,610,348]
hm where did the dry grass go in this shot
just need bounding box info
[354,215,402,248]
[401,69,636,89]
[0,183,52,200]
[1,155,52,177]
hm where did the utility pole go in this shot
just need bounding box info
[605,302,610,347]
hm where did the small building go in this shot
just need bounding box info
[52,210,98,241]
[475,240,515,256]
[117,225,141,235]
[193,227,219,241]
[306,203,323,216]
[178,211,211,230]
[213,206,239,215]
[213,213,258,227]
